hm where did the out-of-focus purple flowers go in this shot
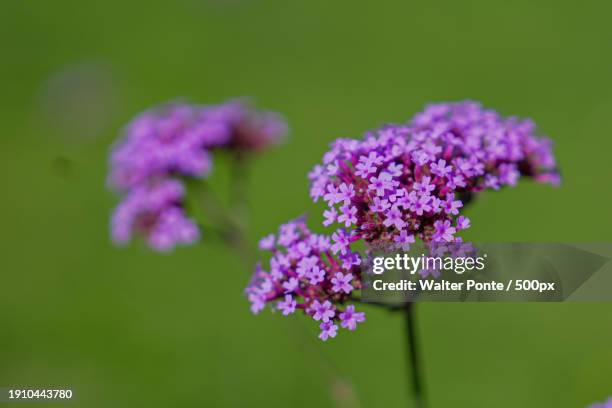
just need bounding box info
[249,101,560,340]
[109,99,287,251]
[309,101,560,251]
[589,398,612,408]
[246,218,366,340]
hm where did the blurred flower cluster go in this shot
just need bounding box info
[109,99,287,251]
[249,101,559,340]
[589,398,612,408]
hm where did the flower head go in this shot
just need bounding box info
[246,218,366,340]
[109,99,288,251]
[110,179,199,252]
[308,101,559,249]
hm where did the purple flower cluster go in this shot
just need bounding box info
[246,218,365,341]
[589,398,612,408]
[309,101,559,250]
[249,101,559,340]
[109,99,287,251]
[111,179,199,251]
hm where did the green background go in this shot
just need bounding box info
[1,0,611,407]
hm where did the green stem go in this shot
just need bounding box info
[405,303,427,408]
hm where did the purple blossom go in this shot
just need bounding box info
[331,229,351,255]
[355,160,376,178]
[484,174,500,190]
[307,100,559,251]
[319,321,338,341]
[456,216,471,230]
[338,205,358,227]
[369,172,396,196]
[110,179,199,252]
[339,305,366,331]
[383,206,406,230]
[331,272,354,294]
[248,293,265,314]
[311,300,336,322]
[278,221,300,247]
[323,184,343,206]
[307,266,326,285]
[413,176,435,195]
[387,162,403,177]
[430,159,452,178]
[259,234,275,250]
[247,218,365,340]
[394,230,416,251]
[109,100,287,192]
[109,99,288,251]
[338,183,356,205]
[409,193,432,216]
[296,255,318,277]
[282,277,299,293]
[370,197,390,213]
[499,163,520,186]
[252,101,560,342]
[433,219,456,243]
[442,194,463,215]
[277,295,297,315]
[451,174,467,189]
[323,207,338,227]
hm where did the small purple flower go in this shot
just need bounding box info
[331,229,351,255]
[307,266,326,285]
[323,184,343,206]
[277,295,297,315]
[248,293,265,314]
[323,207,338,227]
[369,172,396,196]
[339,305,365,330]
[484,174,500,190]
[282,277,299,293]
[278,221,299,246]
[355,161,376,178]
[311,300,335,322]
[387,162,403,177]
[442,194,463,215]
[433,219,456,243]
[456,215,471,230]
[394,230,416,251]
[383,206,406,230]
[409,193,432,216]
[430,159,452,178]
[338,183,355,205]
[331,272,354,294]
[296,255,318,277]
[318,321,338,341]
[499,163,520,186]
[259,234,275,250]
[338,205,358,227]
[413,176,435,195]
[370,197,390,213]
[412,150,430,166]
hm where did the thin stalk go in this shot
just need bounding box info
[405,303,426,408]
